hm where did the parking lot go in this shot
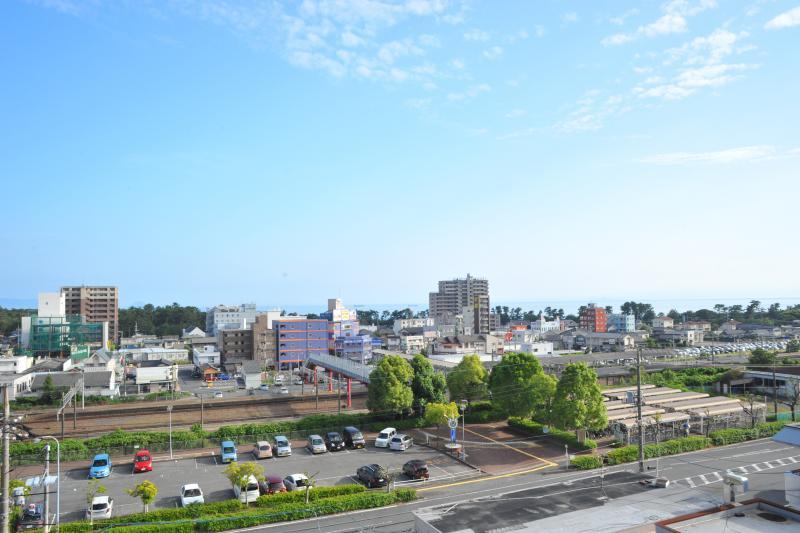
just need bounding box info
[32,438,475,523]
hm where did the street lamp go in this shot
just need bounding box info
[33,436,60,533]
[166,405,173,459]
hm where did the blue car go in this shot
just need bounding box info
[88,453,111,478]
[219,373,230,381]
[220,441,237,463]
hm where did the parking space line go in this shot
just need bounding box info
[463,427,558,467]
[417,463,553,492]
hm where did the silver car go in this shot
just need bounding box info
[306,434,327,454]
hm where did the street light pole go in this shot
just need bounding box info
[460,399,467,461]
[636,346,645,473]
[35,437,60,533]
[167,405,173,460]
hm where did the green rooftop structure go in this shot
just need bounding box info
[27,314,103,357]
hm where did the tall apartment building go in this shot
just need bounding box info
[320,298,359,350]
[429,275,491,334]
[607,313,635,332]
[252,312,279,366]
[61,285,119,343]
[579,303,608,333]
[205,303,258,337]
[274,319,329,370]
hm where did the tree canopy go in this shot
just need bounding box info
[127,480,158,513]
[551,363,607,433]
[446,354,488,403]
[423,402,459,429]
[488,352,554,419]
[749,348,777,365]
[367,355,414,415]
[118,303,206,338]
[410,354,447,413]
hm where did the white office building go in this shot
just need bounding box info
[205,303,259,336]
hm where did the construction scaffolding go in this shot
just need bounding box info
[28,315,103,357]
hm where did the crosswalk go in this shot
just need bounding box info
[675,454,800,488]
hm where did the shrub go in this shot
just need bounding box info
[606,436,711,465]
[571,455,603,470]
[508,417,598,450]
[709,421,786,445]
[254,484,366,507]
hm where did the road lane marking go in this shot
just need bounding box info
[462,427,558,466]
[416,463,554,492]
[676,454,800,488]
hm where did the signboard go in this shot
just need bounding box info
[70,344,90,361]
[450,428,457,443]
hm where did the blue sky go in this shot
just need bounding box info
[1,0,799,309]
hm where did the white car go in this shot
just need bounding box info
[374,427,397,448]
[180,484,205,507]
[389,434,413,451]
[86,495,113,520]
[274,374,286,385]
[232,474,261,503]
[274,436,292,457]
[280,387,290,394]
[259,383,269,391]
[284,473,311,491]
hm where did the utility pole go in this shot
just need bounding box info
[2,385,10,533]
[43,443,50,533]
[772,362,778,418]
[337,374,342,416]
[636,346,645,473]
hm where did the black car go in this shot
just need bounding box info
[324,431,345,452]
[342,426,366,449]
[356,464,388,488]
[402,459,430,480]
[16,504,44,531]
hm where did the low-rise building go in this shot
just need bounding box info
[219,329,253,362]
[607,313,636,332]
[241,360,263,390]
[118,347,188,363]
[561,330,636,351]
[392,318,434,334]
[653,328,704,346]
[182,327,206,339]
[430,334,503,356]
[652,316,674,329]
[193,345,221,368]
[334,335,373,364]
[674,321,712,332]
[31,371,117,397]
[78,349,117,373]
[129,360,177,391]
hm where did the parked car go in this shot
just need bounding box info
[253,440,273,459]
[343,426,366,449]
[88,453,111,478]
[180,484,205,506]
[16,504,43,531]
[259,383,269,391]
[86,496,113,520]
[293,377,303,385]
[232,474,261,503]
[279,387,290,394]
[324,431,345,451]
[219,373,230,380]
[274,436,292,457]
[374,427,397,448]
[220,440,238,463]
[402,459,429,480]
[259,475,287,496]
[284,473,311,491]
[389,434,413,451]
[213,391,224,399]
[133,449,152,473]
[356,464,388,488]
[274,374,286,385]
[306,434,327,454]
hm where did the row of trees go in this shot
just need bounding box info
[118,303,206,338]
[368,353,608,435]
[356,308,428,327]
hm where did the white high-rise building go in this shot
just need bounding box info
[205,303,259,337]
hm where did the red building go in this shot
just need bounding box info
[579,304,607,332]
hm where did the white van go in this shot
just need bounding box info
[274,374,286,385]
[233,475,261,504]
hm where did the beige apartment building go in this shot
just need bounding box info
[61,285,119,343]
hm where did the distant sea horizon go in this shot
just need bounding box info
[3,296,799,316]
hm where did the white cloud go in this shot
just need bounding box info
[639,145,778,165]
[482,46,503,60]
[447,83,491,102]
[555,90,629,133]
[505,108,527,118]
[497,127,539,140]
[534,25,546,37]
[451,58,465,69]
[601,0,716,45]
[562,12,579,23]
[341,31,364,47]
[507,29,529,43]
[765,6,800,29]
[610,9,639,25]
[463,28,490,41]
[404,97,432,109]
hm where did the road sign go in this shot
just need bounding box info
[447,417,458,430]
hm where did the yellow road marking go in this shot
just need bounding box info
[417,463,554,492]
[463,427,559,466]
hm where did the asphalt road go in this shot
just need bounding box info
[214,438,800,533]
[26,440,474,523]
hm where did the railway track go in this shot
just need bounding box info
[22,392,369,438]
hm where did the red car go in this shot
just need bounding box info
[259,475,287,496]
[133,450,153,473]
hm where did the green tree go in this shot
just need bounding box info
[529,373,558,424]
[367,355,414,415]
[126,480,158,513]
[446,354,488,403]
[423,401,459,431]
[224,462,264,506]
[787,340,800,354]
[409,354,447,413]
[749,348,777,365]
[551,363,607,434]
[8,479,31,503]
[488,352,552,418]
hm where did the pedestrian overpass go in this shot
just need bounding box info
[302,353,372,408]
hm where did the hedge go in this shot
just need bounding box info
[55,489,416,532]
[464,401,505,424]
[571,455,603,470]
[709,421,787,446]
[508,417,598,450]
[606,436,710,465]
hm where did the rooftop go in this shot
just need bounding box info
[655,499,800,532]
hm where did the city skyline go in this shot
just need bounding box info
[2,1,799,305]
